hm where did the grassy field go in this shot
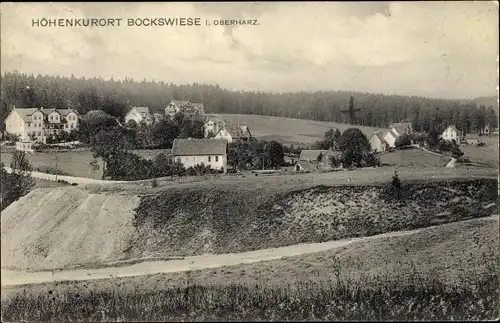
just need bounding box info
[462,135,499,168]
[379,147,451,168]
[0,149,170,179]
[2,218,498,321]
[219,113,385,145]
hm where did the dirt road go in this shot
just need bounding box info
[2,215,497,287]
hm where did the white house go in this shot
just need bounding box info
[214,124,251,144]
[383,130,399,148]
[203,115,226,137]
[383,122,413,148]
[441,125,461,143]
[369,132,388,152]
[124,107,154,126]
[390,122,413,137]
[4,106,80,144]
[172,138,228,173]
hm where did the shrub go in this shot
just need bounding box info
[395,133,412,148]
[151,178,158,188]
[1,151,35,210]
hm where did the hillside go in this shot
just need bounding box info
[2,72,496,134]
[473,95,499,113]
[2,178,497,271]
[218,113,384,145]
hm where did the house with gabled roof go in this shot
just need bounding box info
[298,148,343,171]
[214,124,251,144]
[4,106,80,144]
[369,131,389,152]
[165,100,191,117]
[441,125,461,143]
[172,138,228,173]
[124,106,154,126]
[165,100,205,118]
[202,115,227,137]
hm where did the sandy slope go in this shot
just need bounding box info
[1,187,140,271]
[2,215,497,287]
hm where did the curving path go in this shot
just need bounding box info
[2,215,498,287]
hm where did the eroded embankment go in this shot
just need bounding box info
[1,179,498,271]
[1,188,140,271]
[127,178,498,259]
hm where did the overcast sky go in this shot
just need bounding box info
[1,2,498,99]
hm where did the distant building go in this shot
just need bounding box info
[441,125,461,143]
[4,106,80,144]
[369,131,389,152]
[124,106,154,126]
[390,122,413,136]
[165,100,205,118]
[214,124,251,144]
[298,148,342,170]
[171,138,228,173]
[383,130,398,148]
[153,113,165,123]
[203,115,226,137]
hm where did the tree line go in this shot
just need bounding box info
[1,71,497,134]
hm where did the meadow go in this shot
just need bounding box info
[218,113,385,145]
[379,147,451,168]
[1,218,498,321]
[461,134,499,168]
[0,149,171,179]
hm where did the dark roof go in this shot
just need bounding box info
[12,107,79,122]
[297,160,318,171]
[172,138,227,156]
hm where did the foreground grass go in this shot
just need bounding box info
[2,219,498,321]
[2,265,498,321]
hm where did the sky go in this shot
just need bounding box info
[1,2,498,99]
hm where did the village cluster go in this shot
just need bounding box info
[4,99,485,177]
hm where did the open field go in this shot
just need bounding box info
[462,134,499,168]
[86,166,496,194]
[380,147,451,168]
[2,177,497,271]
[2,218,498,321]
[218,113,386,145]
[0,149,170,179]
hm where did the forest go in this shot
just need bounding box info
[1,71,497,134]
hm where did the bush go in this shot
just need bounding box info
[151,178,158,188]
[395,133,412,148]
[185,163,221,176]
[1,152,35,210]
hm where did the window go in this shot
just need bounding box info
[50,116,53,121]
[65,124,68,128]
[208,156,211,162]
[37,131,41,136]
[215,156,219,162]
[70,124,74,129]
